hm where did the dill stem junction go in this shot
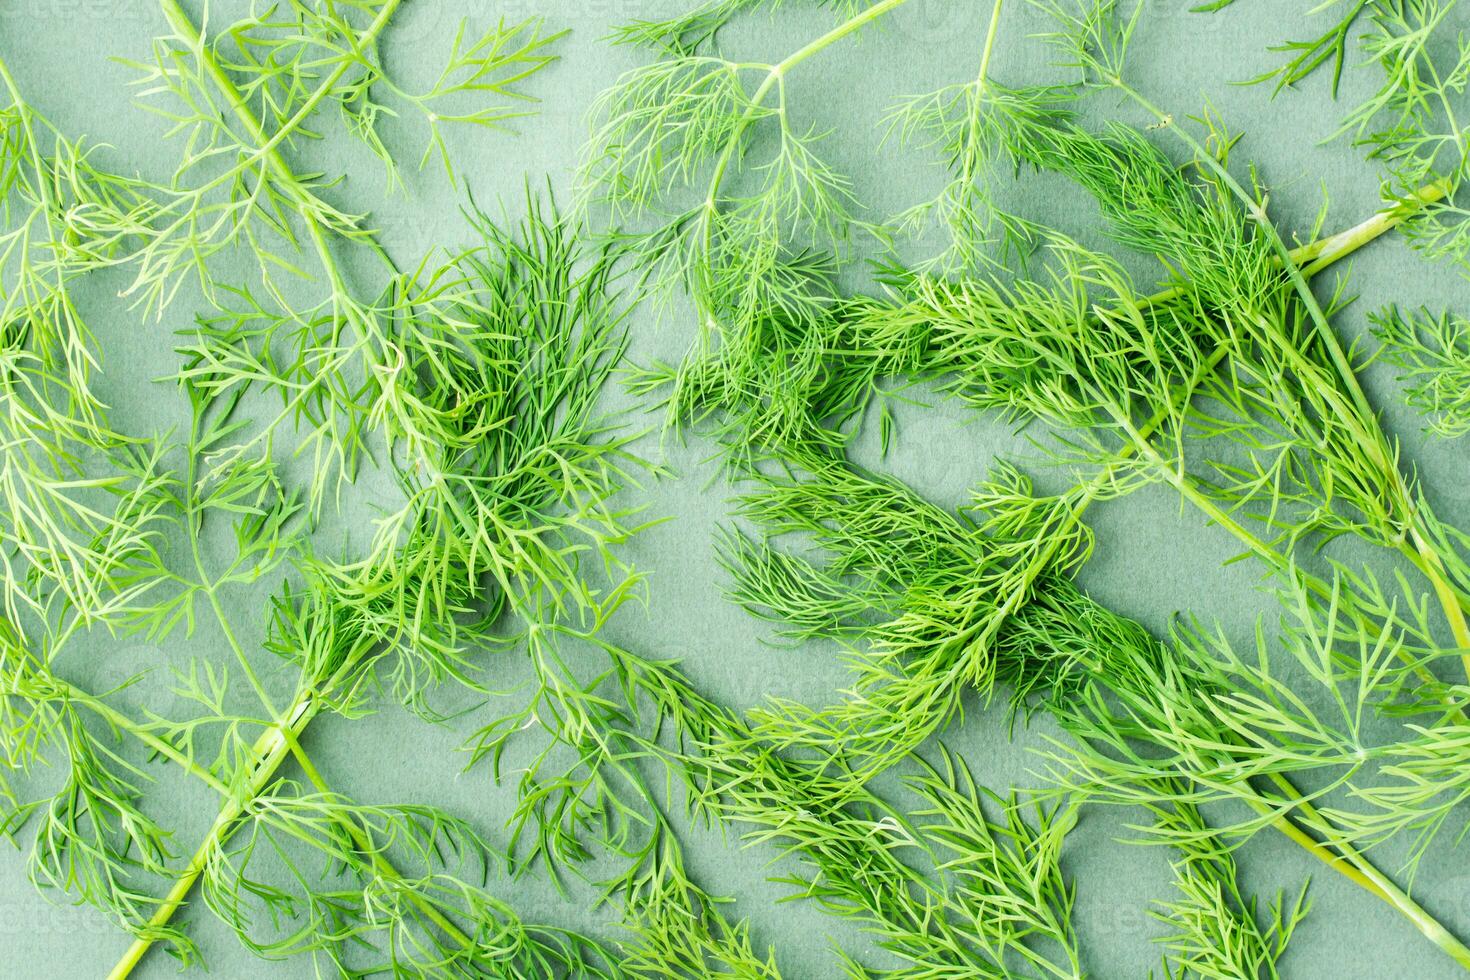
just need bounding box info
[1111,77,1470,676]
[699,0,915,277]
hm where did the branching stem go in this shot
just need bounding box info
[102,4,426,973]
[1015,180,1470,961]
[698,0,915,278]
[1112,79,1470,675]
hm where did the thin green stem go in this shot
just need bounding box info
[1254,768,1470,960]
[59,682,233,798]
[153,0,403,217]
[1041,185,1437,656]
[976,0,1005,84]
[181,411,281,721]
[1242,776,1470,969]
[1296,179,1450,274]
[104,9,418,973]
[156,0,393,307]
[280,729,481,953]
[774,0,914,75]
[697,0,915,289]
[1034,180,1470,961]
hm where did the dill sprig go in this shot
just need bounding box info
[1147,785,1309,980]
[582,0,934,467]
[582,0,899,287]
[612,643,1090,978]
[703,3,1470,689]
[2,37,658,969]
[1200,0,1470,269]
[717,439,1470,963]
[3,6,770,974]
[98,190,649,975]
[0,58,175,636]
[597,0,1470,964]
[592,0,1080,462]
[721,448,1092,787]
[1013,0,1470,678]
[1371,306,1470,438]
[881,0,1063,270]
[99,1,566,516]
[117,0,561,307]
[465,630,786,977]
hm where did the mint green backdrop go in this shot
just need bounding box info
[2,1,1467,977]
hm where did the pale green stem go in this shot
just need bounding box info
[976,0,1005,84]
[1113,79,1470,672]
[281,729,481,953]
[179,407,282,721]
[59,682,234,798]
[152,0,403,216]
[1047,186,1470,958]
[106,691,317,980]
[697,0,916,296]
[106,6,409,974]
[156,0,395,302]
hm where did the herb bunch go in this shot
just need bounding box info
[0,3,692,976]
[10,0,1470,976]
[592,0,1470,970]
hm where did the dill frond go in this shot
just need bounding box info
[1198,0,1470,271]
[1371,306,1470,438]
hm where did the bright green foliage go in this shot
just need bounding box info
[117,0,561,310]
[611,1,888,56]
[197,790,627,977]
[1202,0,1470,268]
[1372,306,1470,437]
[11,0,1470,977]
[612,0,1470,968]
[0,188,663,973]
[631,656,1089,978]
[722,450,1093,787]
[582,35,861,339]
[0,68,172,636]
[102,1,564,515]
[715,448,1383,972]
[0,3,701,973]
[1149,788,1309,980]
[672,1,1470,676]
[883,0,1062,270]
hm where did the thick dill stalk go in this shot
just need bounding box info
[1102,75,1470,670]
[105,695,314,980]
[86,664,542,978]
[1244,771,1470,965]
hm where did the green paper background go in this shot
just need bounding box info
[2,1,1469,977]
